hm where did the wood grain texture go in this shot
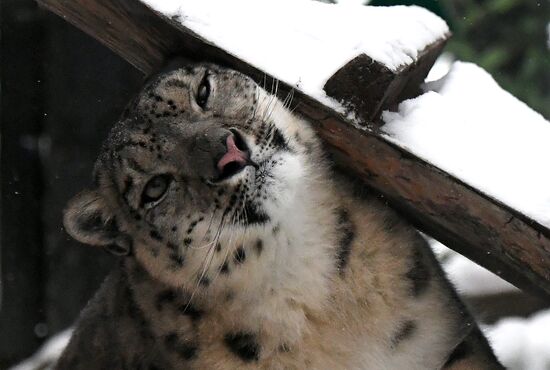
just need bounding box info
[36,0,550,297]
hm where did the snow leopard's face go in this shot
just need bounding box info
[63,63,317,287]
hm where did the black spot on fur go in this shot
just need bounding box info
[169,252,185,267]
[198,275,210,287]
[255,239,263,255]
[391,320,416,349]
[234,247,246,264]
[178,304,203,321]
[271,128,289,151]
[242,202,270,225]
[216,243,222,253]
[164,333,198,360]
[220,261,230,274]
[155,289,176,311]
[183,237,193,246]
[149,230,163,241]
[406,248,431,296]
[224,332,260,362]
[335,208,355,275]
[443,339,471,367]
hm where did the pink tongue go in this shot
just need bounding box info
[217,135,247,172]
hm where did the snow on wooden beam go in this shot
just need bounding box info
[36,0,550,297]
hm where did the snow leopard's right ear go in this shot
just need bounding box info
[63,190,132,256]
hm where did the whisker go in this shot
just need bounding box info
[251,87,260,121]
[183,213,227,311]
[283,88,295,110]
[262,73,268,92]
[199,207,218,244]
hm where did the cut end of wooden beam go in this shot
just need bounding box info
[323,36,449,123]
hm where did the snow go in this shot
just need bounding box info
[429,238,517,296]
[444,253,517,296]
[142,0,448,112]
[335,0,370,5]
[485,310,550,370]
[425,52,453,82]
[9,328,73,370]
[382,61,550,228]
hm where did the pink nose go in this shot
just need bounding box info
[217,134,248,173]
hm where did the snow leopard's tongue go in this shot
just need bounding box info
[217,134,248,174]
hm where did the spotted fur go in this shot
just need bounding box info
[57,63,503,369]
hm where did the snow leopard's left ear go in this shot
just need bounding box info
[63,189,132,256]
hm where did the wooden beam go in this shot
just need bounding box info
[37,0,550,297]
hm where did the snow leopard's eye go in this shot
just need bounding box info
[196,72,211,110]
[142,174,172,205]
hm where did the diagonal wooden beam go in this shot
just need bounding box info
[37,0,550,297]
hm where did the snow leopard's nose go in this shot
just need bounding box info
[188,127,250,182]
[215,129,251,182]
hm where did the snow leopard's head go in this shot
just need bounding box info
[63,62,322,288]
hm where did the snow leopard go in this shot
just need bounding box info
[58,62,503,369]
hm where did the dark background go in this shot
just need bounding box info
[1,0,548,366]
[1,0,142,365]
